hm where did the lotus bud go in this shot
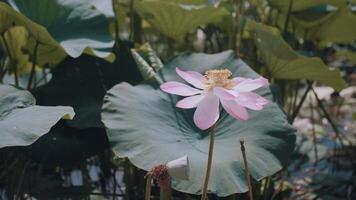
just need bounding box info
[166,155,190,180]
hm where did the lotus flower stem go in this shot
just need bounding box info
[240,139,253,200]
[145,174,152,200]
[160,187,171,200]
[111,0,119,46]
[0,34,18,86]
[15,161,30,200]
[201,124,216,200]
[309,95,318,166]
[27,41,40,90]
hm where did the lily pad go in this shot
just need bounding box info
[0,84,74,149]
[249,21,346,91]
[101,50,296,196]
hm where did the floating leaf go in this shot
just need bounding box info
[249,21,346,91]
[0,84,74,149]
[135,0,229,40]
[102,50,296,196]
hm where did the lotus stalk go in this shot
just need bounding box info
[201,124,216,200]
[145,174,153,200]
[240,139,253,200]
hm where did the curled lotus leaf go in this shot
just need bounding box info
[6,0,115,64]
[0,84,74,149]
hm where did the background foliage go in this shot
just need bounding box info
[0,0,355,199]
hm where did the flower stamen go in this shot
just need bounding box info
[204,69,236,90]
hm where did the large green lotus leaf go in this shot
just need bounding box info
[135,0,228,40]
[293,6,356,45]
[270,2,356,45]
[0,2,66,66]
[268,0,345,12]
[249,21,346,91]
[102,50,296,196]
[8,0,114,62]
[0,84,74,149]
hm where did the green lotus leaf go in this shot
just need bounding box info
[293,6,356,45]
[0,2,66,66]
[135,0,229,40]
[249,21,346,91]
[268,0,345,13]
[269,1,356,45]
[0,84,74,149]
[8,0,115,63]
[101,50,296,196]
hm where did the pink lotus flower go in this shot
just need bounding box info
[160,68,269,130]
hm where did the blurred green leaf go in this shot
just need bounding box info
[249,21,346,91]
[0,84,74,149]
[165,0,207,4]
[293,5,356,45]
[335,51,356,65]
[135,0,229,40]
[0,26,32,74]
[102,50,296,196]
[270,1,356,45]
[268,0,345,13]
